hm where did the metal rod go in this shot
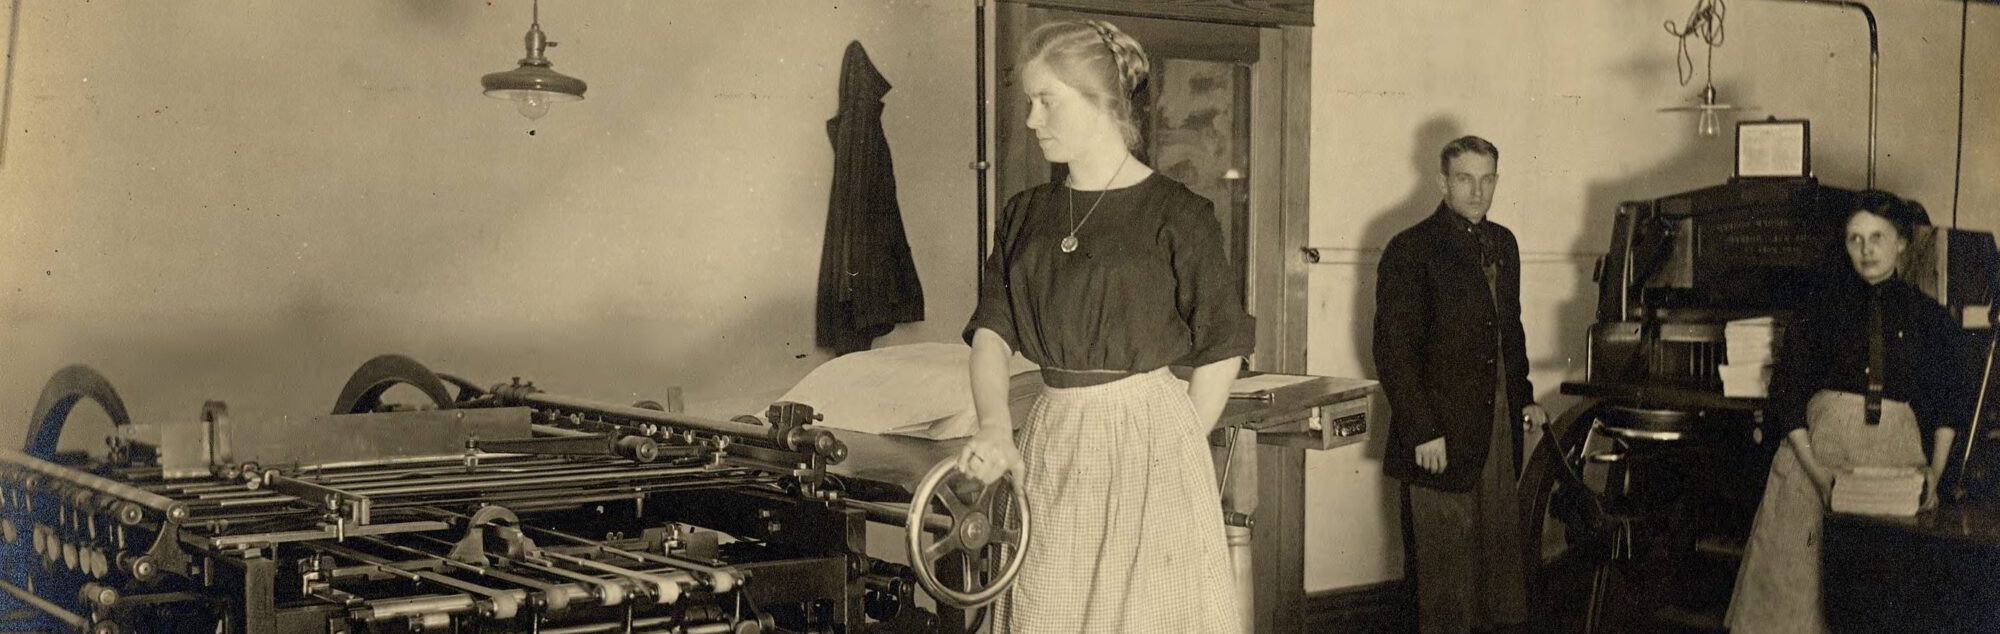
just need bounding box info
[843,497,954,533]
[341,464,713,498]
[304,460,676,492]
[974,0,990,292]
[366,477,777,513]
[354,534,593,606]
[205,520,451,548]
[334,463,709,497]
[1769,0,1877,187]
[0,578,88,629]
[509,391,775,441]
[532,422,594,437]
[0,446,188,521]
[1955,324,1998,499]
[289,453,535,474]
[184,489,280,501]
[502,519,748,596]
[402,531,641,608]
[494,384,845,461]
[540,550,699,595]
[294,457,577,485]
[354,592,476,622]
[313,541,527,619]
[540,616,685,634]
[189,495,296,509]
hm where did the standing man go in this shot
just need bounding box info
[1375,135,1548,634]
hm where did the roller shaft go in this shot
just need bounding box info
[0,447,188,521]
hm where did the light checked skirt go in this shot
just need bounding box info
[991,368,1244,634]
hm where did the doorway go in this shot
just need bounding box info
[990,3,1311,374]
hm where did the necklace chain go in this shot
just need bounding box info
[1062,155,1129,253]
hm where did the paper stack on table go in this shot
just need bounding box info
[1830,466,1926,517]
[776,343,1040,440]
[1720,316,1784,398]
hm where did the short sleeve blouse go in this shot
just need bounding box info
[962,173,1256,372]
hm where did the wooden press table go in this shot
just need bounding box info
[828,371,1378,634]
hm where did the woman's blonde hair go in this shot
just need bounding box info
[1020,20,1150,149]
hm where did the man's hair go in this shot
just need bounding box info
[1439,135,1499,174]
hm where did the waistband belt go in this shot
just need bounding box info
[1039,367,1144,389]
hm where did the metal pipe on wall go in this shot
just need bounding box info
[975,0,991,290]
[1766,0,1878,188]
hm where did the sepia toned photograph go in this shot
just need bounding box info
[0,1,1995,632]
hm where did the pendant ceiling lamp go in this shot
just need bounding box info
[1658,0,1740,138]
[481,0,586,121]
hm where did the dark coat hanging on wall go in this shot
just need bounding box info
[815,41,924,355]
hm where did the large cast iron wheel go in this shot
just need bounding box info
[1520,398,1623,631]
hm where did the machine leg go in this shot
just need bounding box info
[216,553,276,634]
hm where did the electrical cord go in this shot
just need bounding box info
[1664,0,1728,87]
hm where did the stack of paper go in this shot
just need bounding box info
[1830,466,1926,517]
[1720,316,1784,397]
[773,343,1040,440]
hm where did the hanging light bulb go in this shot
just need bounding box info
[514,92,552,121]
[1659,1,1743,139]
[1696,86,1723,137]
[1662,82,1739,139]
[481,0,586,121]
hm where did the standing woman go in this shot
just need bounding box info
[1726,191,1970,634]
[956,19,1255,634]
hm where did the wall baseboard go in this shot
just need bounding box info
[1304,579,1413,633]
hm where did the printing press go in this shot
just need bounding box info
[1518,177,2000,630]
[0,354,1028,633]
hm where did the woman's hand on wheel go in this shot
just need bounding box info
[957,424,1024,484]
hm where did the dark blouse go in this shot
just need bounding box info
[962,173,1256,373]
[1766,276,1972,455]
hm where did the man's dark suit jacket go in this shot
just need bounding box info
[1374,204,1534,492]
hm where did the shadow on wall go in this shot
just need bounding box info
[1350,115,1467,391]
[1341,116,1466,571]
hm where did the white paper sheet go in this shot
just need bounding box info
[776,343,1037,440]
[1229,373,1318,394]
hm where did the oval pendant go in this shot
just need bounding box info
[1059,236,1079,253]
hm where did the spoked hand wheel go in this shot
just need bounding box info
[904,458,1030,609]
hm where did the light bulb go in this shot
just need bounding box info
[513,92,551,121]
[1697,108,1720,137]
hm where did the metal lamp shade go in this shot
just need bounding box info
[480,64,587,102]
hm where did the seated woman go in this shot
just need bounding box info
[1725,191,1972,634]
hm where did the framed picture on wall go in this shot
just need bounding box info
[1735,119,1811,179]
